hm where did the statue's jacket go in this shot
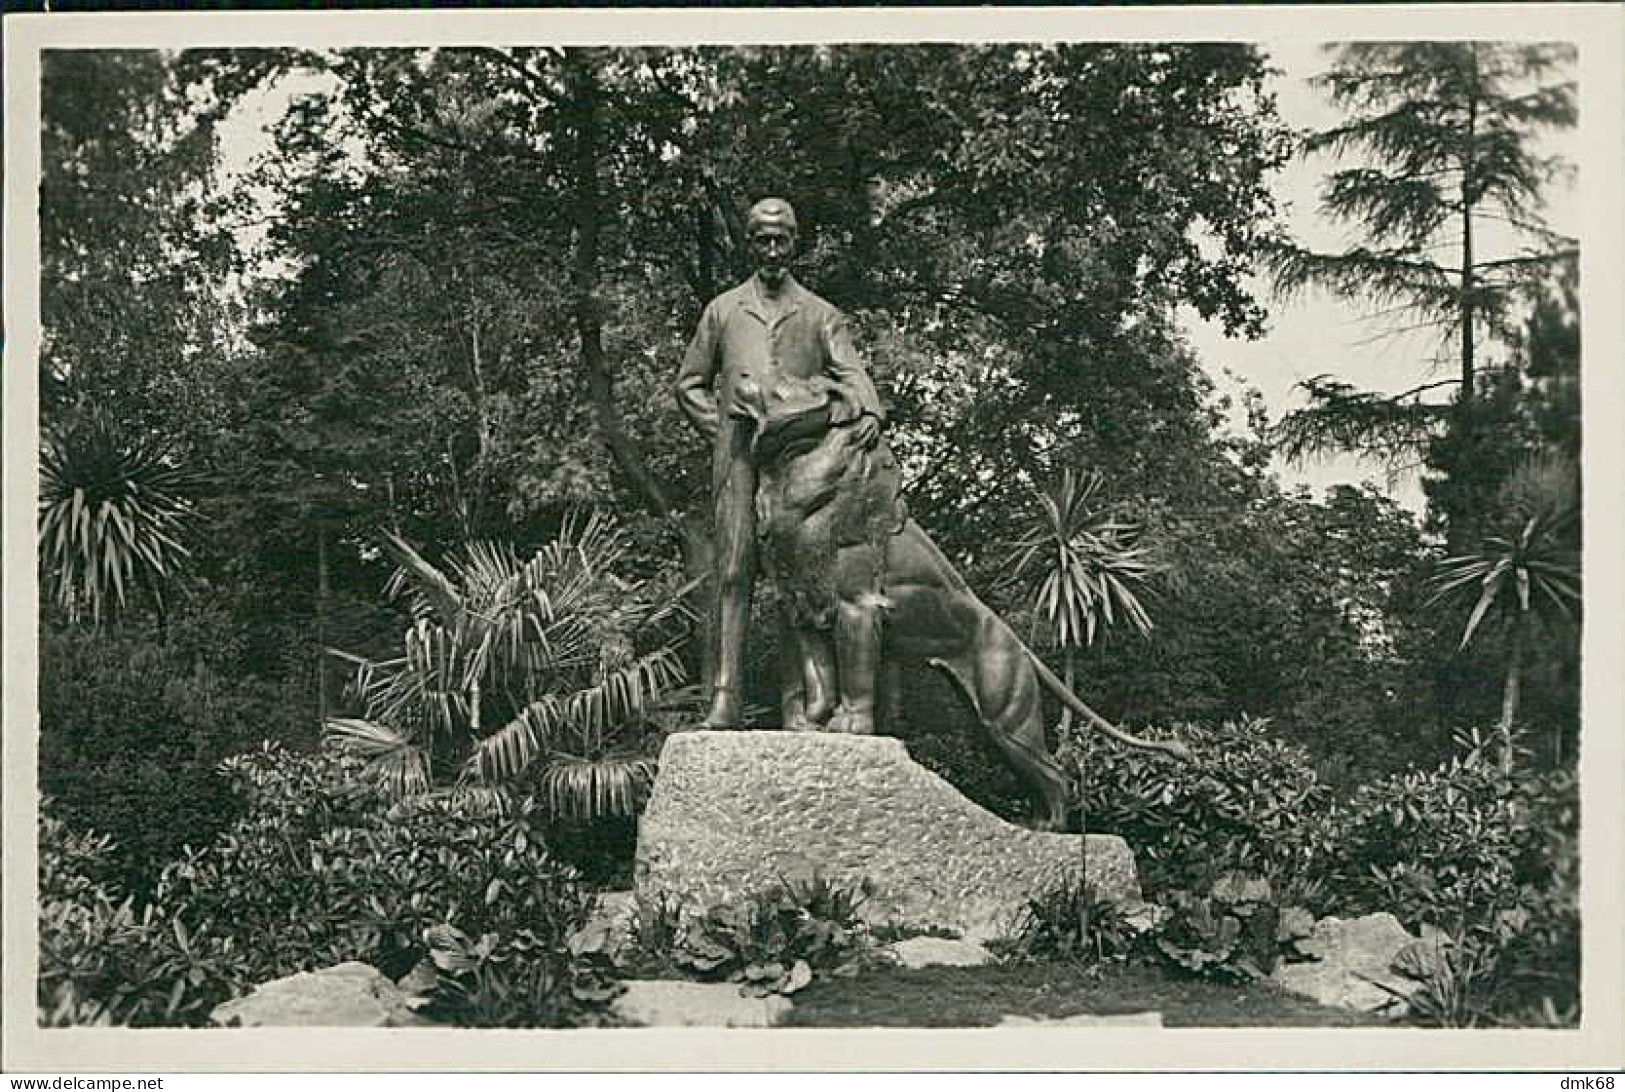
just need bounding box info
[675,273,886,496]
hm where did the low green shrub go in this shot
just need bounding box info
[419,923,623,1028]
[1296,731,1579,1027]
[1148,878,1313,984]
[40,744,606,1027]
[1308,732,1574,929]
[997,875,1137,965]
[626,873,880,998]
[1069,716,1329,896]
[38,807,193,1027]
[1483,768,1579,1025]
[39,619,313,899]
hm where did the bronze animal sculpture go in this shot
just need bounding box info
[737,373,1191,832]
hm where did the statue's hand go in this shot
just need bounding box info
[850,413,882,450]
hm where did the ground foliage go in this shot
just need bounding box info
[39,746,611,1028]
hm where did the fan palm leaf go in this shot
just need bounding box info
[461,646,685,785]
[330,510,689,818]
[325,717,432,798]
[536,753,659,819]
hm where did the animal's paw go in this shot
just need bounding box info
[826,706,875,735]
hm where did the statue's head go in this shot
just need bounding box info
[746,197,798,288]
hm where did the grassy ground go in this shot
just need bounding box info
[782,959,1391,1028]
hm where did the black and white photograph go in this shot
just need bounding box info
[3,4,1621,1077]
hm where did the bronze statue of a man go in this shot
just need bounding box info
[674,197,885,728]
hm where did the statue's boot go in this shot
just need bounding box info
[701,685,742,729]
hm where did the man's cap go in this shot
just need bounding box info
[746,197,798,233]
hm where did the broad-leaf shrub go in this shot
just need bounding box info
[1308,735,1573,931]
[40,618,312,899]
[631,873,879,997]
[1485,767,1579,1024]
[1307,740,1579,1025]
[1070,716,1328,895]
[161,744,598,986]
[420,923,623,1028]
[1149,876,1312,983]
[40,745,602,1027]
[39,807,179,1026]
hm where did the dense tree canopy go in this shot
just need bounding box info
[36,41,1581,839]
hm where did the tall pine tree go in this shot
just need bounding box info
[1268,42,1576,542]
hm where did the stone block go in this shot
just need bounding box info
[635,730,1139,942]
[211,961,431,1028]
[998,1011,1164,1027]
[612,980,793,1028]
[1270,912,1421,1014]
[885,936,995,968]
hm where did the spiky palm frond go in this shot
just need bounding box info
[325,717,432,799]
[38,412,200,623]
[1005,469,1157,650]
[461,646,685,786]
[536,753,658,819]
[380,530,466,626]
[1429,453,1580,648]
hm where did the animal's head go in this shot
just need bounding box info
[733,372,851,463]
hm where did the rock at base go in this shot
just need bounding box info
[998,1012,1164,1027]
[1270,913,1421,1014]
[570,889,638,961]
[636,731,1138,942]
[211,962,431,1027]
[612,980,793,1028]
[886,936,995,968]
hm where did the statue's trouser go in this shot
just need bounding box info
[704,438,757,728]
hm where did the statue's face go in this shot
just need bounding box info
[749,224,796,287]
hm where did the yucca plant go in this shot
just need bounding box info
[1429,453,1580,773]
[39,410,200,625]
[1004,468,1157,734]
[327,510,690,821]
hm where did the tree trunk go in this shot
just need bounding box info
[565,49,716,687]
[1449,56,1479,555]
[1459,93,1477,421]
[1057,647,1077,736]
[694,199,718,306]
[465,302,491,538]
[564,49,677,523]
[1498,617,1523,775]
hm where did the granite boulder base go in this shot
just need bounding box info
[635,730,1139,941]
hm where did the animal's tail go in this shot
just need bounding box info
[1023,650,1193,763]
[903,515,1190,764]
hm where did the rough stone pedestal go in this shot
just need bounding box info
[635,730,1139,942]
